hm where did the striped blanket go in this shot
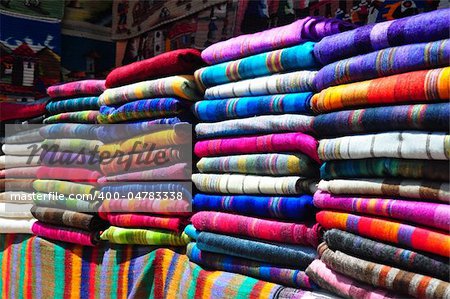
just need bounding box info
[31,206,105,231]
[32,221,99,246]
[99,213,187,232]
[39,124,98,140]
[46,97,99,114]
[47,80,105,98]
[33,180,95,196]
[43,111,100,124]
[2,128,43,144]
[100,226,190,246]
[42,138,103,152]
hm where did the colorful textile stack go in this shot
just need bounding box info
[305,9,450,298]
[96,49,204,247]
[0,100,49,234]
[31,80,108,246]
[188,16,353,290]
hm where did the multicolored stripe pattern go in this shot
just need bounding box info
[47,80,106,98]
[43,111,100,124]
[46,97,100,115]
[100,226,190,246]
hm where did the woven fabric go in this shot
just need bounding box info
[98,197,190,215]
[197,153,319,177]
[0,155,41,169]
[318,131,450,161]
[100,183,191,200]
[321,158,449,182]
[314,39,449,90]
[195,132,320,163]
[30,206,106,231]
[193,193,314,220]
[99,128,190,154]
[100,226,190,246]
[195,114,314,139]
[187,243,317,289]
[314,191,449,231]
[98,75,199,106]
[33,192,100,212]
[0,167,40,178]
[106,49,204,88]
[40,151,100,169]
[201,17,353,64]
[312,103,450,137]
[42,138,103,152]
[314,9,450,65]
[195,43,317,89]
[2,128,43,144]
[197,232,317,268]
[98,163,190,183]
[311,67,450,113]
[0,235,320,299]
[31,221,99,246]
[97,98,186,124]
[43,111,100,124]
[204,71,316,99]
[99,148,183,175]
[2,143,42,156]
[0,99,48,122]
[0,217,36,233]
[39,124,98,140]
[306,259,396,299]
[36,166,101,183]
[184,224,200,240]
[99,213,187,232]
[192,211,319,246]
[192,174,317,195]
[47,80,106,98]
[317,178,450,203]
[0,192,33,203]
[46,97,99,114]
[316,211,450,257]
[194,93,313,122]
[0,179,34,191]
[33,180,95,196]
[324,229,449,281]
[96,118,183,143]
[319,243,450,299]
[0,203,33,219]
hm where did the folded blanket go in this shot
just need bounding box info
[98,197,190,215]
[96,118,183,143]
[202,17,353,64]
[195,114,314,139]
[40,151,100,169]
[318,131,450,161]
[195,43,317,89]
[192,173,316,195]
[99,147,184,175]
[313,103,450,137]
[2,142,42,156]
[46,96,100,114]
[314,39,449,91]
[99,213,187,232]
[39,123,99,140]
[319,243,450,299]
[0,167,39,178]
[42,138,103,152]
[321,158,449,182]
[306,259,396,299]
[193,193,314,220]
[0,217,36,233]
[192,211,319,246]
[0,192,33,203]
[187,243,317,289]
[1,128,43,144]
[197,232,317,268]
[0,155,41,169]
[106,49,204,88]
[0,99,48,122]
[100,183,190,197]
[33,180,95,195]
[194,132,319,163]
[314,191,449,231]
[99,75,199,106]
[43,110,100,124]
[318,178,450,203]
[36,166,101,183]
[47,80,106,98]
[324,229,449,281]
[30,206,106,231]
[33,192,100,212]
[31,221,99,246]
[314,9,450,65]
[99,127,190,154]
[0,179,34,192]
[184,224,200,239]
[98,163,190,183]
[197,153,319,177]
[316,211,450,257]
[0,203,33,218]
[194,93,313,122]
[312,67,450,113]
[204,71,316,99]
[100,226,190,245]
[97,98,187,124]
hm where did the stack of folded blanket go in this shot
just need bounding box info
[0,99,49,234]
[188,16,353,289]
[31,80,108,246]
[305,9,450,298]
[96,49,204,247]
